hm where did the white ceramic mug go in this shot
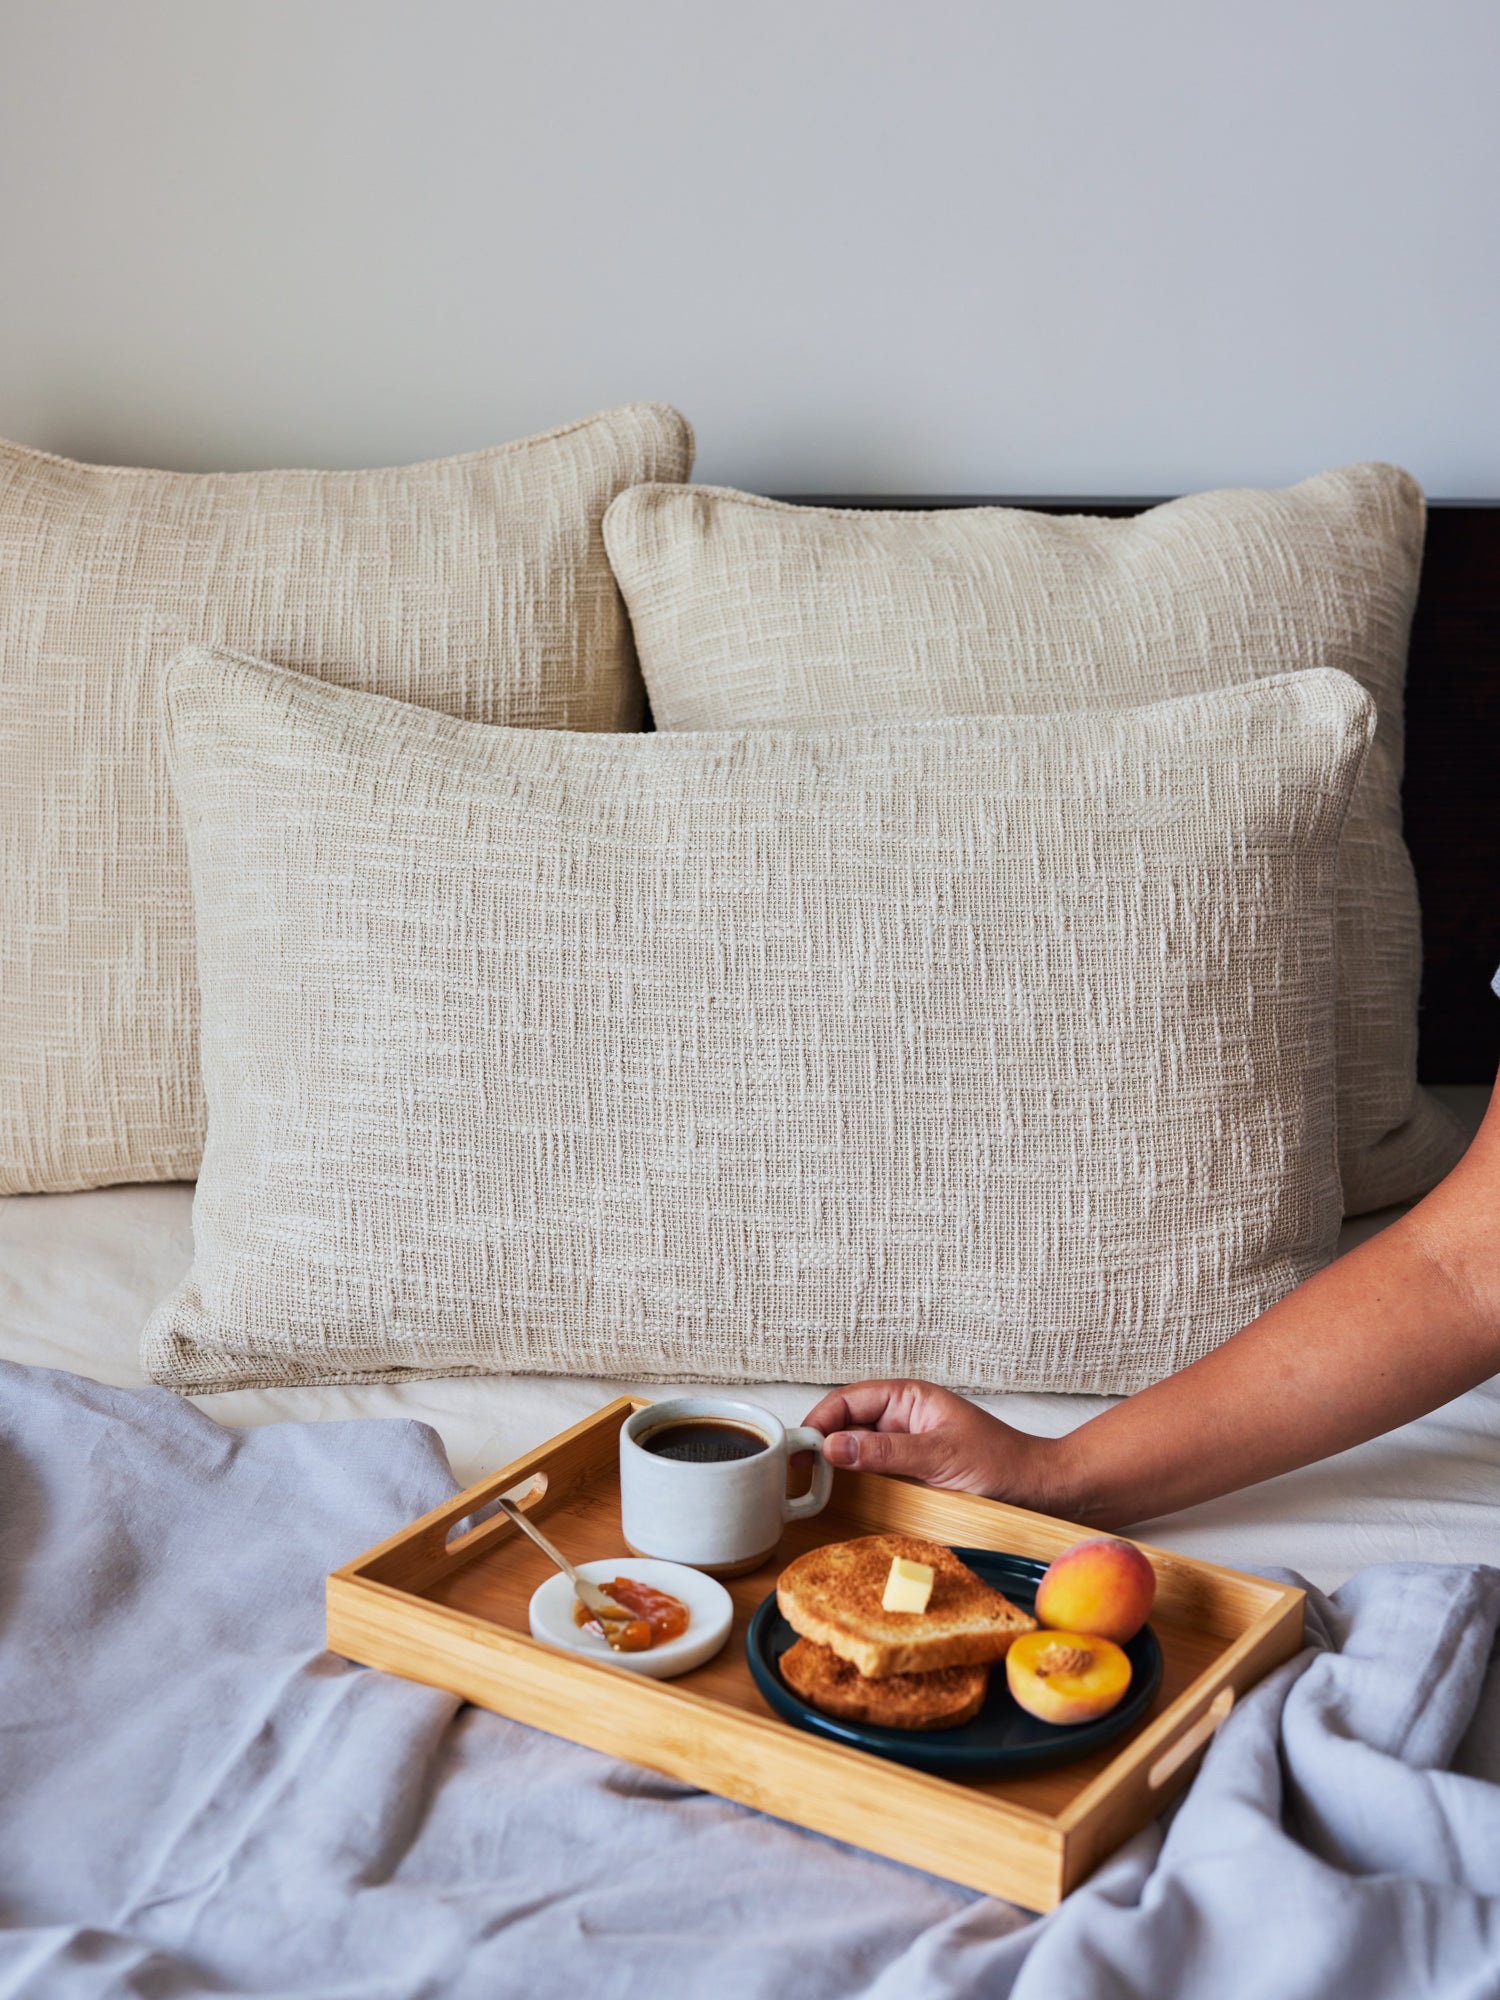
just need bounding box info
[620,1396,834,1575]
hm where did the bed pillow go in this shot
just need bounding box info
[603,467,1462,1216]
[0,402,693,1196]
[143,644,1372,1397]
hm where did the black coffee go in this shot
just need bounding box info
[640,1419,769,1464]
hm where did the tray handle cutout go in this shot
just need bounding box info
[446,1473,549,1557]
[1148,1684,1234,1791]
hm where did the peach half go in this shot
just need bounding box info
[1006,1630,1132,1726]
[1034,1537,1156,1645]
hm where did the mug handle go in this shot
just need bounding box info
[782,1427,834,1522]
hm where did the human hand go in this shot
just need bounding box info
[801,1378,1062,1510]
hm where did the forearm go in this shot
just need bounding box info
[1039,1148,1500,1529]
[808,1093,1500,1524]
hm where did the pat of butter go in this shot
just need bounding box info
[882,1555,934,1615]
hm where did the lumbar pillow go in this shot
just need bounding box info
[0,402,693,1195]
[603,466,1462,1216]
[143,643,1372,1397]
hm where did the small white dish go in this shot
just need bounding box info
[527,1557,734,1680]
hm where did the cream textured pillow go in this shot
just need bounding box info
[144,644,1372,1397]
[0,403,693,1195]
[603,467,1462,1216]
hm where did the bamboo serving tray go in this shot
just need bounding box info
[327,1397,1304,1911]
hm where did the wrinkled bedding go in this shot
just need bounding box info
[3,1362,1500,2000]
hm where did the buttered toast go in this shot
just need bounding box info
[778,1534,1036,1679]
[780,1638,989,1730]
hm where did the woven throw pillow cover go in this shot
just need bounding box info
[0,402,692,1195]
[603,465,1462,1216]
[144,644,1372,1397]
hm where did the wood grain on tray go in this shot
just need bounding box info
[327,1397,1303,1911]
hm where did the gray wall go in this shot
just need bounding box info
[2,0,1495,494]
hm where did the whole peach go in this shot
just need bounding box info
[1034,1537,1156,1644]
[1006,1630,1132,1726]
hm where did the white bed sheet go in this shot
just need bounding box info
[2,1085,1493,1593]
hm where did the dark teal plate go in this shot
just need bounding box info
[746,1548,1162,1777]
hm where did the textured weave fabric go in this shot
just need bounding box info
[144,645,1372,1396]
[604,467,1463,1216]
[0,403,693,1196]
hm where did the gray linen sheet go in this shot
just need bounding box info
[3,1362,1499,2000]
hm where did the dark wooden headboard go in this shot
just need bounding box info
[773,496,1500,1085]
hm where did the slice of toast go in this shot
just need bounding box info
[780,1637,989,1731]
[777,1533,1036,1679]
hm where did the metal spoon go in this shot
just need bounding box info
[495,1496,636,1646]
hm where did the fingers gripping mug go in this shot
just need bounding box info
[620,1397,833,1576]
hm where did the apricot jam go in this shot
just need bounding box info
[574,1577,691,1653]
